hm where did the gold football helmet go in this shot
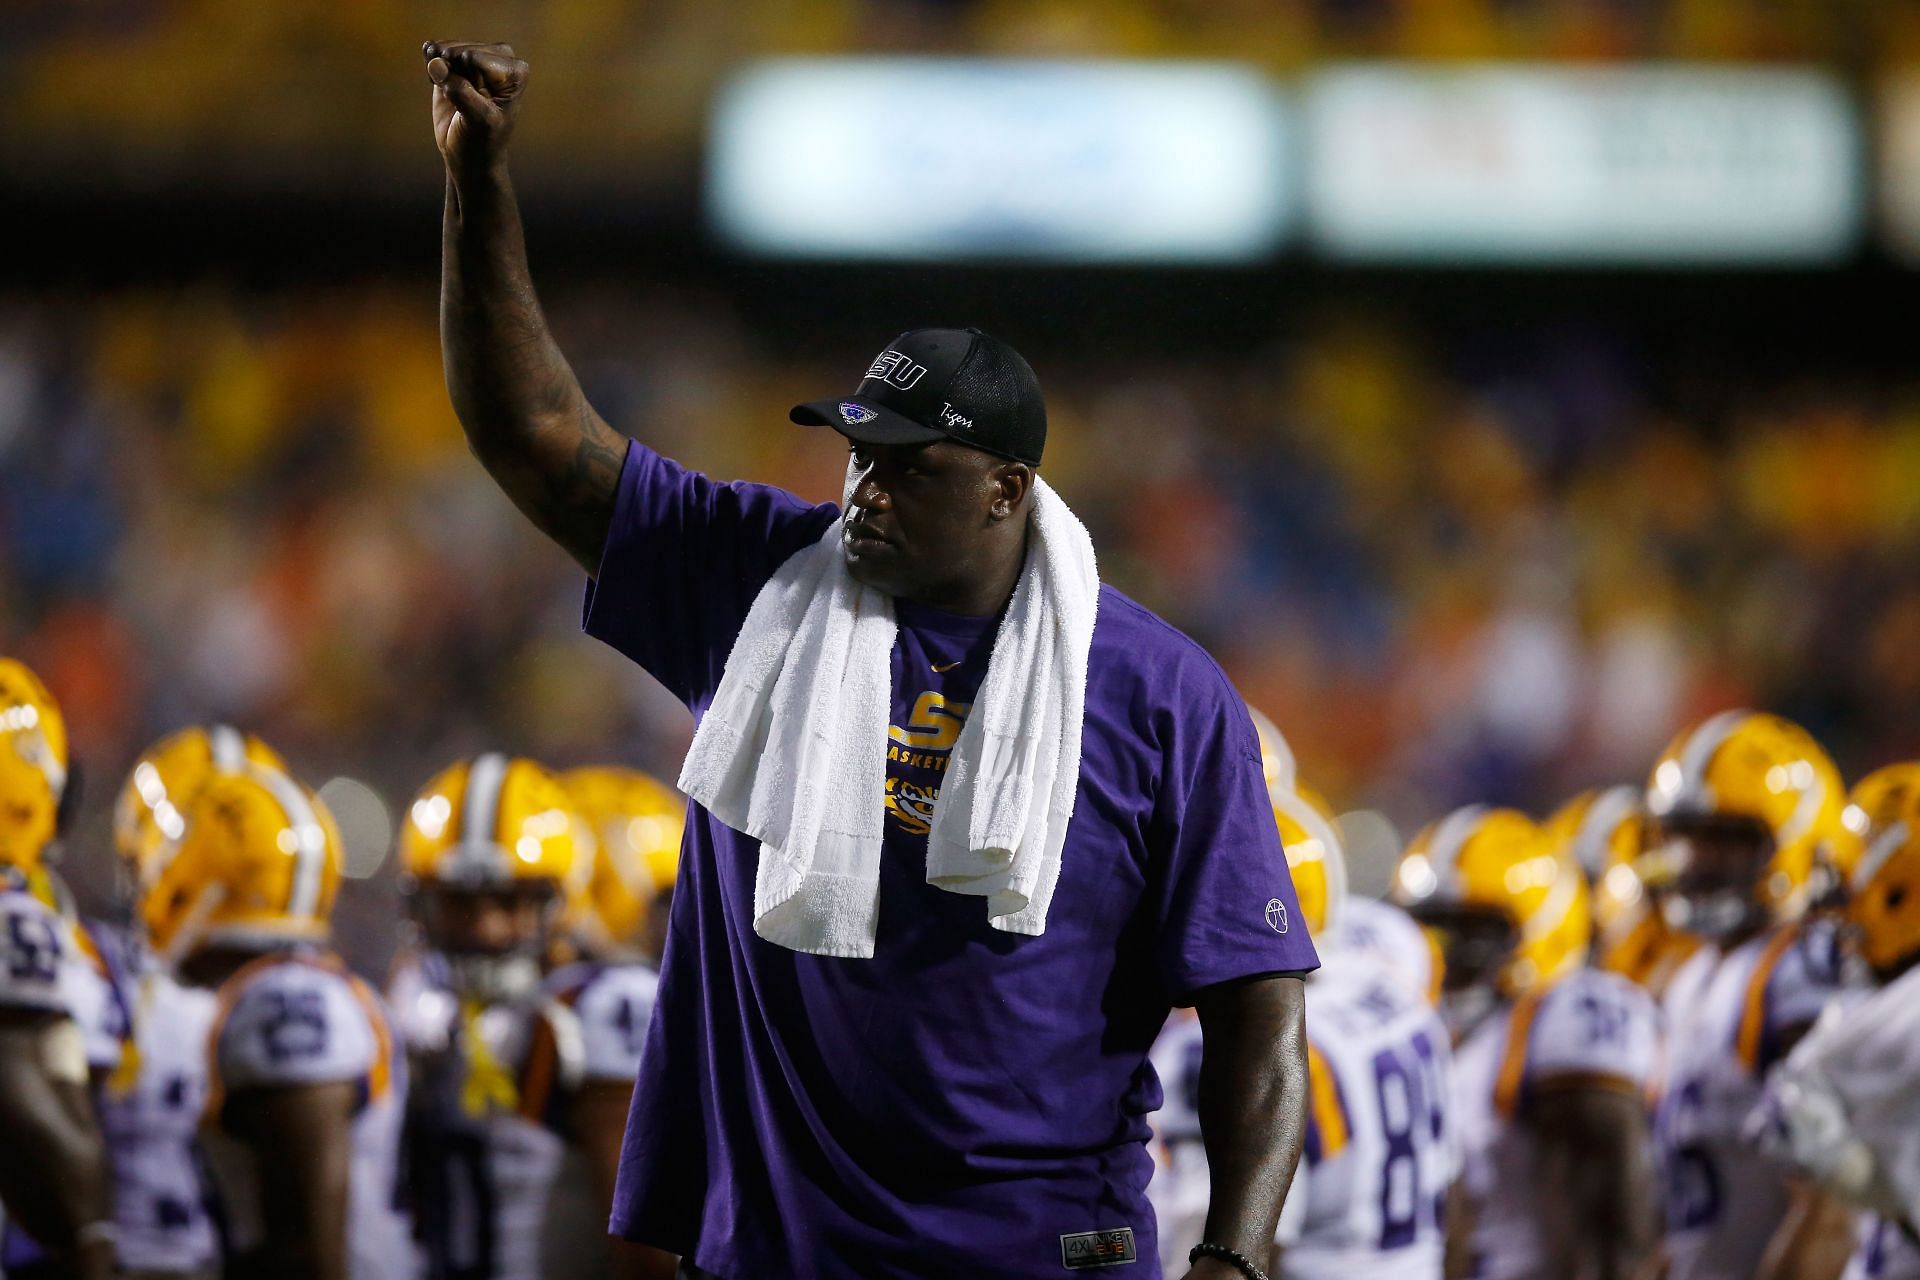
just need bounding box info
[141,764,341,965]
[115,725,287,889]
[401,754,584,999]
[1391,806,1590,1027]
[1247,705,1295,794]
[560,766,683,957]
[1843,762,1920,980]
[1547,787,1697,992]
[0,658,69,876]
[1645,710,1844,938]
[1274,783,1346,940]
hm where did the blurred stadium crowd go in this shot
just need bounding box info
[4,284,1917,898]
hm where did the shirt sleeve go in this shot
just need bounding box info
[1150,669,1320,1002]
[582,439,840,707]
[0,892,74,1017]
[1525,969,1660,1091]
[1762,931,1847,1055]
[570,964,659,1083]
[65,957,124,1072]
[216,965,378,1092]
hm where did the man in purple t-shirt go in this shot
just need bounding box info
[424,41,1318,1280]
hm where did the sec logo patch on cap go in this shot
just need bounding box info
[1265,898,1289,933]
[839,402,879,425]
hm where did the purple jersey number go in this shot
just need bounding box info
[1373,1028,1446,1250]
[4,911,61,984]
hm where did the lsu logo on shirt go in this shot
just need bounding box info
[885,693,971,838]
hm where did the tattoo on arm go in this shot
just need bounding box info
[542,412,628,567]
[440,169,627,572]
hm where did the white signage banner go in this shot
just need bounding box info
[1305,66,1861,263]
[1880,71,1920,262]
[706,58,1293,264]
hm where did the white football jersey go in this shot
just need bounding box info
[0,883,92,1022]
[71,921,134,1074]
[545,960,658,1083]
[0,885,109,1270]
[1276,950,1455,1280]
[0,878,125,1078]
[1148,952,1454,1280]
[1754,961,1920,1280]
[534,961,657,1280]
[1453,966,1660,1280]
[204,951,413,1280]
[392,955,584,1280]
[1655,925,1852,1280]
[96,953,220,1273]
[1336,897,1440,1005]
[1147,1009,1209,1274]
[1766,961,1920,1231]
[1845,1216,1920,1280]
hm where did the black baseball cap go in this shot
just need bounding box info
[790,328,1047,466]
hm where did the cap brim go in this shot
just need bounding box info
[789,398,947,446]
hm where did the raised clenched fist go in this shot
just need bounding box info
[423,41,528,179]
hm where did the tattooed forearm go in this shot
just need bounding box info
[540,410,629,567]
[440,168,625,571]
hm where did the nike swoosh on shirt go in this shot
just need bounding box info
[931,660,962,673]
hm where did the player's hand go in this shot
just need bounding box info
[422,40,527,179]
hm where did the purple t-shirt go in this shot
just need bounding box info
[585,441,1318,1279]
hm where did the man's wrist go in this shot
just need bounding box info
[448,158,512,195]
[1190,1241,1270,1280]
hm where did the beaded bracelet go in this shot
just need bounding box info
[1189,1241,1270,1280]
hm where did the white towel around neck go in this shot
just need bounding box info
[677,477,1098,958]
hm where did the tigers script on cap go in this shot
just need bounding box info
[789,328,1047,466]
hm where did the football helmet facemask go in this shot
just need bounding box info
[1645,710,1843,941]
[402,754,584,1002]
[1391,805,1590,1034]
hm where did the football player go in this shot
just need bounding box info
[1336,894,1445,1006]
[1154,780,1455,1278]
[543,765,681,1280]
[1645,710,1855,1280]
[99,724,287,1278]
[390,754,598,1280]
[1547,786,1700,997]
[146,760,412,1280]
[1391,805,1659,1280]
[0,658,116,1280]
[1748,762,1920,1280]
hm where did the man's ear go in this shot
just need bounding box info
[990,463,1035,521]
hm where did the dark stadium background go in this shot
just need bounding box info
[5,0,1919,974]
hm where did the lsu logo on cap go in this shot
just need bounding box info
[864,350,928,390]
[839,403,879,426]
